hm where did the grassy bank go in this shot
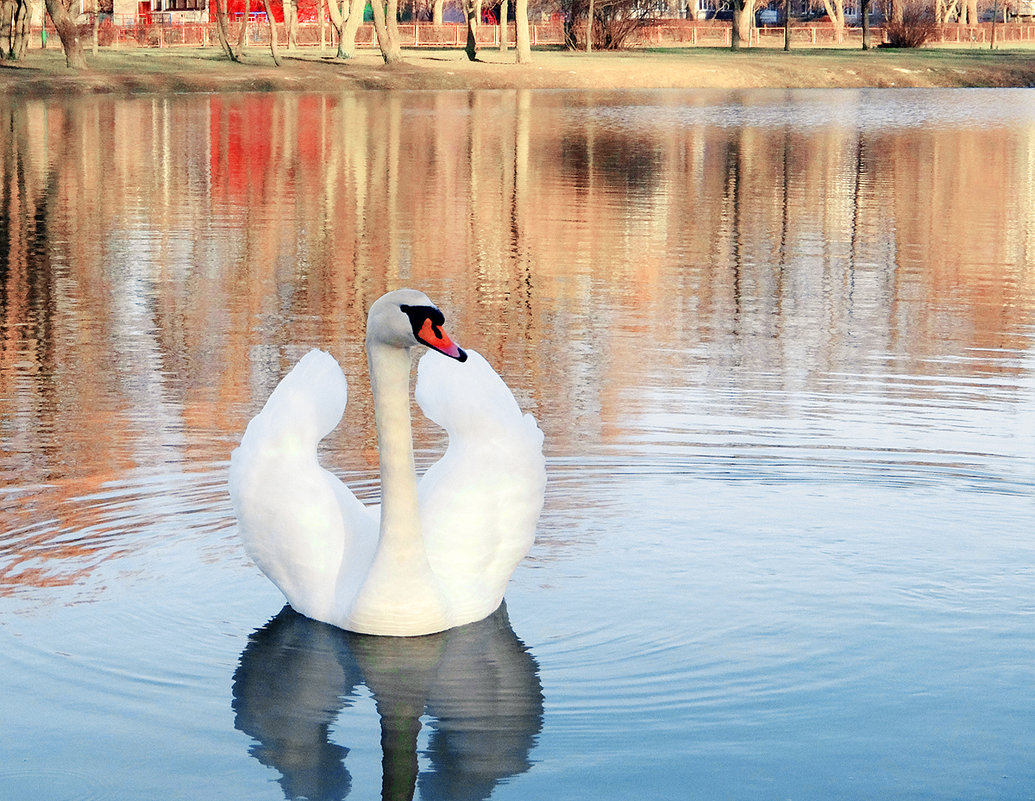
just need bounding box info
[3,44,1035,96]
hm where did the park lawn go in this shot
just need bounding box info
[3,43,1035,95]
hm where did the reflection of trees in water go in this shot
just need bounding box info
[232,603,543,801]
[2,93,1034,592]
[558,130,663,196]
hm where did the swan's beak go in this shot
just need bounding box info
[416,317,468,362]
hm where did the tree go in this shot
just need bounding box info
[818,0,847,42]
[2,0,32,60]
[284,0,299,49]
[327,0,365,57]
[462,0,477,60]
[499,0,508,50]
[260,0,281,64]
[515,0,531,61]
[729,0,746,48]
[342,0,365,55]
[784,0,792,51]
[236,0,250,53]
[861,0,872,48]
[215,0,242,61]
[370,0,402,63]
[43,0,85,69]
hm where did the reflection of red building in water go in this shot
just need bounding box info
[208,94,328,205]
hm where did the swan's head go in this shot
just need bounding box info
[367,289,468,362]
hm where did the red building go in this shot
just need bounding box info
[138,0,321,23]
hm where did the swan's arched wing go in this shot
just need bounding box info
[415,350,546,622]
[229,350,377,624]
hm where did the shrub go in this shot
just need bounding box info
[881,4,937,47]
[562,0,649,50]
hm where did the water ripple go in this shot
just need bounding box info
[0,463,236,605]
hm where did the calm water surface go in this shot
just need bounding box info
[1,88,1034,800]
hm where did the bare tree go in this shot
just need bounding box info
[327,0,365,57]
[499,0,508,50]
[2,0,32,60]
[784,0,791,50]
[463,0,477,59]
[729,0,745,48]
[819,0,847,42]
[215,0,242,61]
[370,0,402,63]
[342,0,365,54]
[861,0,872,48]
[237,0,250,51]
[284,0,299,48]
[43,0,85,68]
[515,0,531,61]
[260,0,281,64]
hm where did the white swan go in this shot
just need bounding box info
[228,289,546,636]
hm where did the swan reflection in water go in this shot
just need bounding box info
[232,603,543,801]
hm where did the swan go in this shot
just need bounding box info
[228,289,545,637]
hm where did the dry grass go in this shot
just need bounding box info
[3,44,1035,96]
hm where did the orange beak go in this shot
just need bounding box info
[417,317,467,362]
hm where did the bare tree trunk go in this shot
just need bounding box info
[237,0,250,52]
[91,0,97,57]
[2,1,12,58]
[498,0,507,50]
[514,0,530,61]
[326,0,344,54]
[783,0,791,50]
[860,0,871,48]
[586,0,592,51]
[432,0,442,24]
[260,0,280,65]
[820,0,845,42]
[43,0,86,68]
[387,0,400,52]
[6,0,31,59]
[341,0,363,56]
[284,0,298,49]
[215,0,241,60]
[17,0,29,58]
[370,0,401,63]
[463,0,477,60]
[729,0,743,48]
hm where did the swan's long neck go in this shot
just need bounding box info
[347,339,449,635]
[368,341,422,552]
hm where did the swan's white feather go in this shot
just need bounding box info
[229,350,377,624]
[229,342,544,635]
[416,350,546,623]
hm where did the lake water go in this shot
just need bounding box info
[1,87,1034,801]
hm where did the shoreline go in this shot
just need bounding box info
[3,45,1035,96]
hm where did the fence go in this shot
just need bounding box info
[638,19,1035,46]
[51,18,567,49]
[32,18,1035,51]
